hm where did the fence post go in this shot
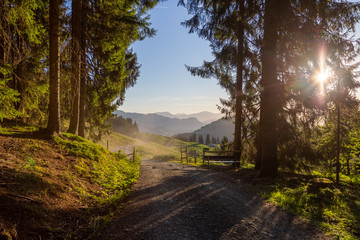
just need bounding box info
[203,148,205,164]
[180,148,183,163]
[186,147,188,164]
[133,147,136,163]
[194,150,197,164]
[107,140,109,151]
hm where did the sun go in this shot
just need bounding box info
[315,70,329,84]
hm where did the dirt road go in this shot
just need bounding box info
[101,159,332,240]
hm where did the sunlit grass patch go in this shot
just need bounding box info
[54,132,107,161]
[242,163,255,169]
[137,133,174,146]
[54,132,140,205]
[262,179,360,240]
[98,131,136,152]
[0,124,38,135]
[140,141,180,159]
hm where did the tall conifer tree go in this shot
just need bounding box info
[68,0,83,134]
[180,0,261,163]
[47,0,61,134]
[78,0,87,138]
[259,0,279,177]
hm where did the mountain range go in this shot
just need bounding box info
[154,111,222,124]
[114,110,208,136]
[176,119,234,141]
[194,119,234,141]
[113,110,233,140]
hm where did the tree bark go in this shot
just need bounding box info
[336,78,340,184]
[255,99,263,170]
[233,0,244,166]
[259,0,278,178]
[78,0,86,138]
[68,0,82,134]
[0,0,4,81]
[47,0,61,134]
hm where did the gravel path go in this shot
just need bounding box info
[101,159,332,240]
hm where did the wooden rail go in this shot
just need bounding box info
[180,147,200,164]
[202,149,241,167]
[180,147,188,163]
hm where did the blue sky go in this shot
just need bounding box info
[120,1,360,115]
[119,1,228,114]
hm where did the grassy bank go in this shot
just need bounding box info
[260,173,360,240]
[0,128,140,239]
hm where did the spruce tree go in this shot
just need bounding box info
[68,0,83,134]
[86,0,158,141]
[258,0,279,178]
[78,0,87,138]
[198,134,204,144]
[0,0,48,123]
[274,0,359,173]
[180,0,261,163]
[47,0,61,134]
[205,133,211,145]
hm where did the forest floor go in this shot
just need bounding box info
[0,128,140,240]
[101,159,333,240]
[0,134,91,239]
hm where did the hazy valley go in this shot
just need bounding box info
[114,110,234,141]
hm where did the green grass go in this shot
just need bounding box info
[262,177,360,239]
[0,124,38,135]
[55,133,107,161]
[54,132,140,205]
[136,133,210,162]
[0,127,142,238]
[140,141,180,160]
[137,133,174,146]
[98,131,136,152]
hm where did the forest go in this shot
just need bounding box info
[1,0,360,239]
[1,0,360,180]
[0,0,157,140]
[179,0,360,182]
[1,0,360,178]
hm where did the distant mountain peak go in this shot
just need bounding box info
[175,119,235,142]
[154,111,222,124]
[113,110,206,137]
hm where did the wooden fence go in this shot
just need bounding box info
[180,147,200,164]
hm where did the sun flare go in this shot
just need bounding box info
[316,70,329,84]
[315,44,330,95]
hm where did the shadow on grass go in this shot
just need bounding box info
[259,174,360,239]
[0,166,127,240]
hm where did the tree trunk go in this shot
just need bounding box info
[255,102,263,170]
[336,78,341,184]
[47,0,61,134]
[346,152,350,176]
[68,0,82,134]
[78,0,86,138]
[14,60,24,112]
[14,32,25,114]
[259,0,278,178]
[233,0,244,166]
[0,0,4,81]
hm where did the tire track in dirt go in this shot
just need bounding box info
[101,159,332,240]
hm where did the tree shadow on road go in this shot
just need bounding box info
[101,163,330,240]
